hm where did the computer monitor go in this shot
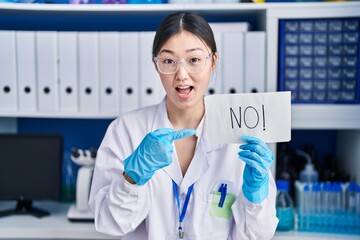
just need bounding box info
[0,134,63,218]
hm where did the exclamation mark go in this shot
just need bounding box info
[262,105,266,131]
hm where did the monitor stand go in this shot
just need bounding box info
[0,200,50,218]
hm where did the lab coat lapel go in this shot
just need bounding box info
[152,98,183,186]
[179,135,208,193]
[180,116,223,193]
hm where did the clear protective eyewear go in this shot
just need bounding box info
[154,52,213,75]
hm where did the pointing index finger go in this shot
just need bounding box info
[167,128,196,141]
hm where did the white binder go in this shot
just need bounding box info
[99,32,120,114]
[36,31,59,112]
[58,32,79,113]
[223,31,245,94]
[16,31,37,112]
[244,32,266,93]
[119,32,139,114]
[207,31,223,95]
[0,31,18,112]
[209,22,249,33]
[139,32,165,108]
[78,32,99,113]
[209,22,249,95]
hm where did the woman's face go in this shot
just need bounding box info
[155,30,217,111]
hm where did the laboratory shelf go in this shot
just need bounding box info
[0,2,359,130]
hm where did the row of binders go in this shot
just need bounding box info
[0,24,265,118]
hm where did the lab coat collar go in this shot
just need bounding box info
[179,114,224,192]
[152,98,183,185]
[153,97,223,193]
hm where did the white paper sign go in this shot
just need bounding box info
[204,92,291,144]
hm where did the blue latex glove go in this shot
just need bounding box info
[124,128,196,186]
[238,136,274,203]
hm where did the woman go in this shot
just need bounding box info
[89,11,278,240]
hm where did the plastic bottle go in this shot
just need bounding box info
[303,184,312,230]
[356,186,360,215]
[303,184,312,214]
[300,162,319,183]
[322,182,331,214]
[341,182,349,212]
[347,182,357,213]
[312,182,321,214]
[276,180,295,231]
[276,143,297,198]
[296,150,319,183]
[333,182,342,213]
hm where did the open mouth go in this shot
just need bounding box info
[175,86,194,95]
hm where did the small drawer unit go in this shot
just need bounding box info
[278,18,360,103]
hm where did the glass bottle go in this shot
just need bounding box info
[276,180,295,231]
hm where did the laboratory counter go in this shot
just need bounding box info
[0,201,116,239]
[0,201,359,240]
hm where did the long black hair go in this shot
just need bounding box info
[152,12,217,58]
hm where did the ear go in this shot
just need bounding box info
[153,58,160,73]
[211,52,219,72]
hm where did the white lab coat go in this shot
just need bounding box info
[89,98,278,240]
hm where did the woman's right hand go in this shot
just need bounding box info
[124,128,195,185]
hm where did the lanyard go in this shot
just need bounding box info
[172,180,194,239]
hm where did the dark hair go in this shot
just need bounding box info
[152,12,217,58]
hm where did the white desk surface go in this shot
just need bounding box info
[275,231,360,240]
[0,201,359,239]
[0,201,117,239]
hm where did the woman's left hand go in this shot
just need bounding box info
[238,136,274,203]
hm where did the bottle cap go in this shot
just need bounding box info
[312,182,320,192]
[276,180,290,191]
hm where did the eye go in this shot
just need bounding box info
[163,58,176,65]
[189,57,202,64]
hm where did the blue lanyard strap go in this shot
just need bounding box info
[172,180,194,239]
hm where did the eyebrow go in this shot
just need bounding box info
[159,48,205,55]
[186,48,205,53]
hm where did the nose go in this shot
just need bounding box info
[175,61,189,80]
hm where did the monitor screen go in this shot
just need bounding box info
[0,134,63,218]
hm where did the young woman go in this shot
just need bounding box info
[89,11,278,240]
